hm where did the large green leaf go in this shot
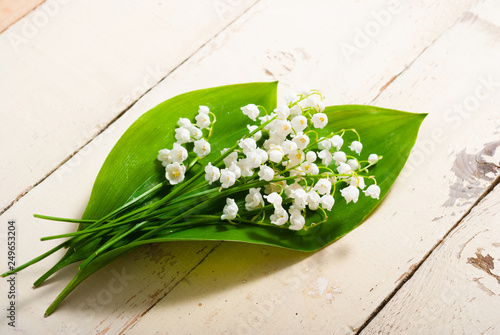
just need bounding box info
[82,83,425,251]
[20,82,427,316]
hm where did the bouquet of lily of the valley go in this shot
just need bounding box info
[2,82,425,316]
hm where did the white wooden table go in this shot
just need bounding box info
[1,0,499,334]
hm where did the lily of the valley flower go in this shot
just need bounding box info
[165,162,186,185]
[194,139,211,157]
[241,104,260,121]
[195,111,211,129]
[289,209,305,230]
[349,141,363,155]
[341,185,360,203]
[220,168,236,188]
[320,194,335,211]
[368,154,379,164]
[364,184,381,199]
[311,112,328,128]
[204,163,220,185]
[245,188,265,210]
[221,198,238,220]
[270,206,288,226]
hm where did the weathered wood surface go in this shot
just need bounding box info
[1,0,499,334]
[361,184,500,334]
[0,0,259,214]
[0,0,44,33]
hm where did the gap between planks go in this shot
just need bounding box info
[0,0,46,34]
[118,242,223,335]
[356,175,500,334]
[371,0,481,103]
[0,0,263,218]
[356,2,492,332]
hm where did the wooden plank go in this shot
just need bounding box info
[0,0,45,33]
[126,1,500,334]
[0,97,224,334]
[0,0,488,334]
[361,183,500,334]
[0,0,259,214]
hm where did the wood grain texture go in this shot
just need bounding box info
[361,184,500,334]
[0,0,259,214]
[2,0,498,334]
[0,0,45,33]
[127,0,500,333]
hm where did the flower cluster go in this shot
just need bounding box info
[157,106,214,184]
[157,87,381,231]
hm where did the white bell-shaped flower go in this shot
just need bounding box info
[337,162,351,174]
[282,140,298,156]
[165,162,186,185]
[314,178,332,195]
[204,163,220,185]
[318,149,333,165]
[291,115,308,133]
[270,206,288,226]
[157,149,171,166]
[194,139,211,157]
[307,191,321,210]
[286,149,305,167]
[258,165,275,182]
[364,184,381,199]
[306,151,317,163]
[195,112,211,129]
[274,105,290,119]
[220,168,236,188]
[292,133,310,150]
[289,104,302,117]
[221,198,238,221]
[311,113,328,128]
[330,135,344,150]
[349,141,363,155]
[301,161,319,175]
[177,117,192,128]
[264,192,282,207]
[333,151,347,165]
[247,125,262,141]
[187,125,203,141]
[341,185,360,203]
[238,138,257,155]
[198,105,210,114]
[320,194,335,211]
[349,176,366,189]
[268,144,284,163]
[347,159,359,171]
[223,150,239,168]
[241,104,260,121]
[228,162,241,179]
[170,143,188,163]
[175,127,191,144]
[290,188,308,209]
[368,154,379,164]
[288,209,305,230]
[245,188,265,211]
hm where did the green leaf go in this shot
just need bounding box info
[82,84,425,251]
[23,82,426,316]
